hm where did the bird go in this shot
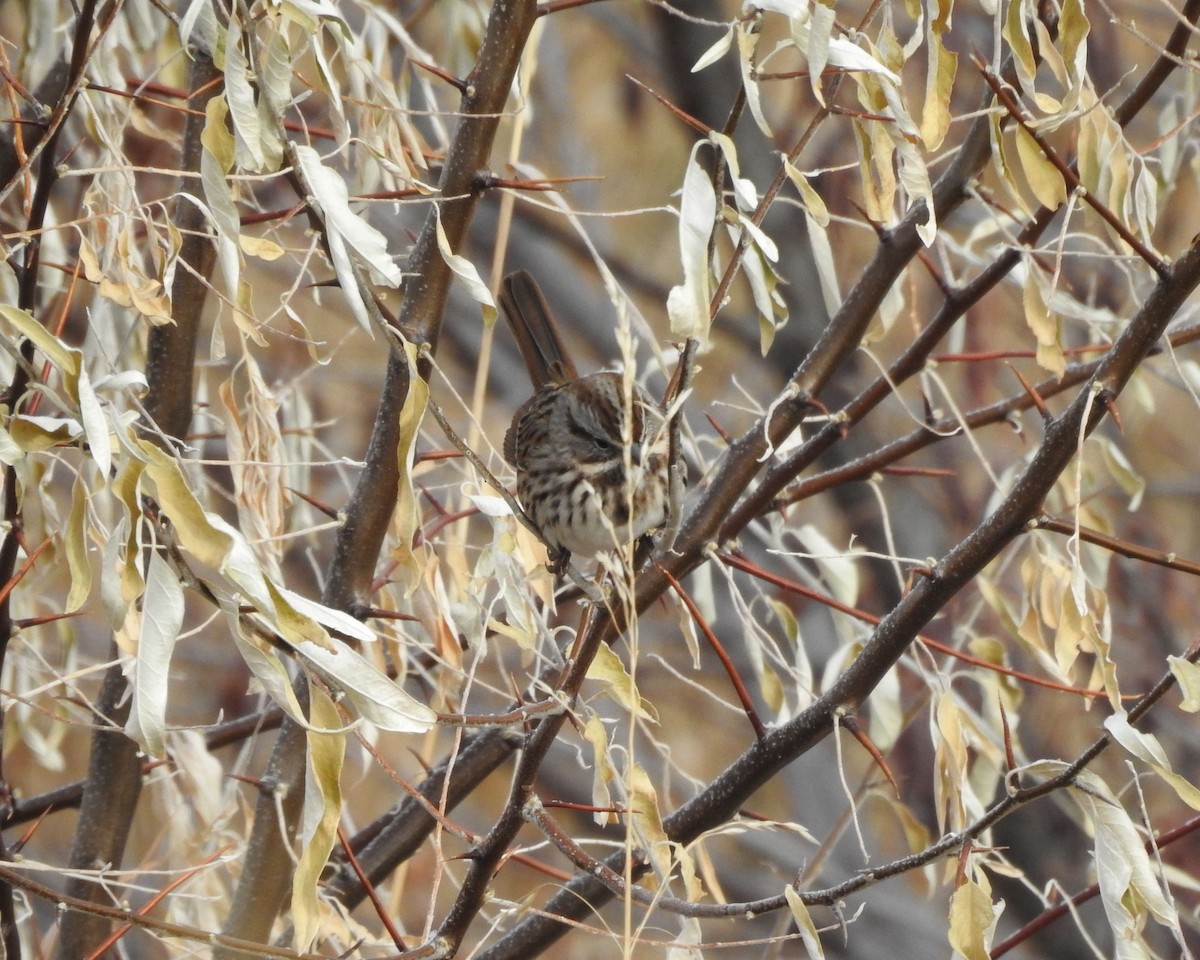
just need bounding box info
[499,270,670,568]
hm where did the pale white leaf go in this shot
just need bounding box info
[77,366,110,479]
[224,18,266,171]
[710,131,759,213]
[1098,439,1145,511]
[464,490,514,518]
[1104,711,1200,810]
[435,209,497,322]
[227,603,310,725]
[178,0,218,55]
[291,144,402,334]
[825,35,902,83]
[692,25,734,72]
[0,423,22,465]
[804,212,840,316]
[667,144,717,344]
[1168,656,1200,712]
[750,0,808,16]
[896,139,936,245]
[787,524,859,606]
[274,585,377,645]
[1055,766,1183,953]
[666,918,703,960]
[293,638,436,732]
[126,550,185,758]
[280,0,351,31]
[803,1,836,105]
[737,23,771,135]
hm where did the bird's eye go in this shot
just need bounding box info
[589,430,618,454]
[568,418,616,454]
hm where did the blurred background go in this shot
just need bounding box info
[2,0,1200,956]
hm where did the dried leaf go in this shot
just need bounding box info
[1104,711,1200,810]
[583,716,616,824]
[1169,657,1200,712]
[224,17,267,172]
[667,144,717,345]
[435,208,497,324]
[125,549,185,758]
[291,143,403,334]
[389,339,430,595]
[692,24,733,72]
[736,22,771,136]
[586,643,658,722]
[920,10,957,150]
[291,634,436,732]
[65,474,92,613]
[948,878,1000,960]
[785,886,825,959]
[1015,127,1067,210]
[1022,267,1065,377]
[628,763,670,880]
[291,685,346,951]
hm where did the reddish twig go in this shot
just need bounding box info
[658,563,766,738]
[337,826,408,951]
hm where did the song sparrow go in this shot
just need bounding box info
[501,271,670,563]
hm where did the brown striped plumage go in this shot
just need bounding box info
[500,272,669,560]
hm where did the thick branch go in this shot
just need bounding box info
[55,49,223,960]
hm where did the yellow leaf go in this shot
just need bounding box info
[948,879,998,960]
[239,234,285,260]
[759,661,784,713]
[65,474,92,613]
[583,716,616,824]
[7,415,81,453]
[628,763,670,881]
[1022,269,1065,377]
[586,643,658,722]
[137,439,233,571]
[1015,126,1067,210]
[201,94,235,172]
[389,339,430,595]
[1059,0,1091,81]
[783,157,829,227]
[0,305,80,391]
[1168,656,1200,712]
[291,685,345,951]
[920,24,957,150]
[991,112,1030,216]
[784,886,825,959]
[1002,0,1036,92]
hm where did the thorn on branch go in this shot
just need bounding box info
[840,714,899,796]
[409,57,470,95]
[1098,388,1123,433]
[626,74,713,136]
[848,198,885,238]
[1006,362,1052,422]
[999,698,1018,783]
